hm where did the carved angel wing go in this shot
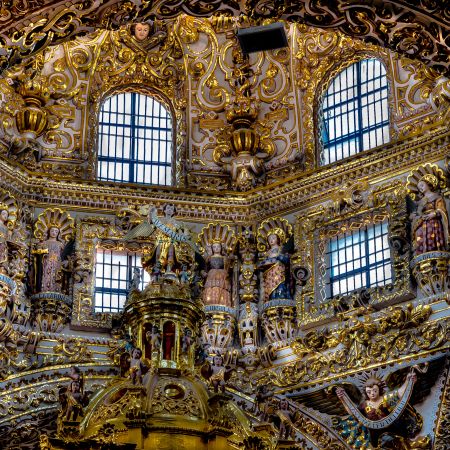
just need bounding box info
[386,357,446,405]
[289,383,362,417]
[123,221,155,241]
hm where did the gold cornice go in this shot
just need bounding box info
[0,127,448,222]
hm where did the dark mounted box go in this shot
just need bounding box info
[237,22,288,54]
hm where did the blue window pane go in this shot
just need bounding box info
[326,221,392,298]
[94,249,150,313]
[98,92,172,185]
[321,59,389,166]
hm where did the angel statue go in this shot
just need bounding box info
[201,354,234,393]
[197,223,237,308]
[256,217,294,302]
[32,208,74,294]
[294,361,442,450]
[123,203,196,281]
[407,164,449,256]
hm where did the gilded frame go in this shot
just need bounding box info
[294,179,413,327]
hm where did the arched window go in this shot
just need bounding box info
[97,92,173,185]
[321,58,389,166]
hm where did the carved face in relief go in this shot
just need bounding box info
[417,179,431,194]
[365,384,381,401]
[49,226,60,239]
[0,209,8,223]
[268,233,280,248]
[279,399,289,410]
[134,23,151,41]
[212,242,222,254]
[213,355,223,366]
[163,203,176,218]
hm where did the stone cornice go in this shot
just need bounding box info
[0,127,448,222]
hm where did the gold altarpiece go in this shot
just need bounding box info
[0,2,449,449]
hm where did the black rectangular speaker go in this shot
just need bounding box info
[237,22,288,54]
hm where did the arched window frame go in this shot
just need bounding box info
[96,87,176,186]
[316,55,392,167]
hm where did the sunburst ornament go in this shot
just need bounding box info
[257,217,292,252]
[34,208,74,241]
[197,223,236,255]
[406,163,447,200]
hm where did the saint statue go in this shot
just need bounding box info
[197,223,237,308]
[202,241,234,307]
[409,173,449,255]
[35,226,65,292]
[59,366,89,422]
[257,218,293,303]
[32,208,74,294]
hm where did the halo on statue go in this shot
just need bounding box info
[197,223,237,255]
[355,370,387,393]
[257,217,292,252]
[34,208,74,241]
[406,163,446,200]
[0,191,18,230]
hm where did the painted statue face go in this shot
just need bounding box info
[133,348,142,358]
[268,233,279,247]
[213,355,223,365]
[365,384,380,401]
[164,204,175,217]
[212,242,222,254]
[134,23,150,41]
[49,227,59,238]
[417,180,430,194]
[0,209,8,222]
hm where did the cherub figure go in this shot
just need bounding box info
[277,398,294,440]
[151,261,162,282]
[202,354,233,393]
[254,384,274,422]
[179,264,190,284]
[129,348,147,385]
[129,267,142,291]
[181,328,192,354]
[145,325,161,360]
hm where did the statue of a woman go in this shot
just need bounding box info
[258,230,292,302]
[410,174,449,254]
[33,208,74,294]
[202,242,233,307]
[36,226,66,292]
[197,223,237,308]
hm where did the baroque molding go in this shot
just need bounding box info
[1,1,449,75]
[0,127,448,224]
